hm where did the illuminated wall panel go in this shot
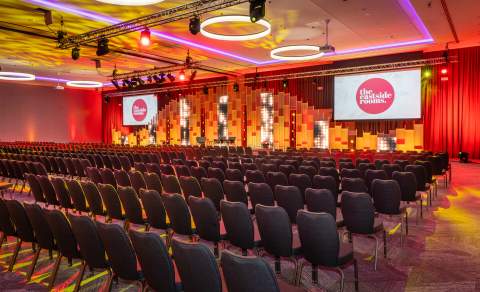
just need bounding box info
[179,98,190,145]
[260,92,274,147]
[218,95,228,141]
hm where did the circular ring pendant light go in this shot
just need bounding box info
[0,72,35,81]
[96,0,164,5]
[270,45,325,61]
[200,15,271,41]
[66,81,103,88]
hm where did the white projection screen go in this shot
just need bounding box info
[334,69,421,120]
[123,94,158,126]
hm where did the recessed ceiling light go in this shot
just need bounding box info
[95,0,164,5]
[0,72,35,81]
[200,15,271,41]
[270,45,325,61]
[66,80,103,88]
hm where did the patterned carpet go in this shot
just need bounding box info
[0,161,477,291]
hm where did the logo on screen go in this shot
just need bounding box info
[132,99,148,121]
[356,78,395,114]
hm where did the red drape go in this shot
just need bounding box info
[423,47,480,158]
[102,96,130,143]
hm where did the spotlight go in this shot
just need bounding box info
[111,79,120,90]
[167,73,175,82]
[96,37,109,56]
[459,151,469,163]
[440,67,448,75]
[71,46,80,60]
[179,70,186,81]
[147,75,153,83]
[423,70,432,79]
[249,0,266,23]
[137,77,145,86]
[189,70,197,82]
[233,82,239,92]
[282,78,288,89]
[140,28,151,46]
[130,78,138,88]
[203,85,208,95]
[122,79,128,88]
[159,73,166,83]
[189,16,200,35]
[103,96,110,103]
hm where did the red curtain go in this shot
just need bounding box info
[423,47,480,158]
[102,96,130,143]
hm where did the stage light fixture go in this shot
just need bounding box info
[189,70,197,82]
[441,67,448,75]
[147,75,153,83]
[423,70,432,79]
[459,151,469,163]
[179,70,186,81]
[71,46,80,60]
[122,79,127,87]
[203,85,208,95]
[96,37,109,56]
[233,82,239,92]
[167,73,175,82]
[137,77,145,86]
[111,79,120,89]
[282,78,288,89]
[249,0,266,23]
[189,16,200,35]
[159,73,166,83]
[140,28,151,46]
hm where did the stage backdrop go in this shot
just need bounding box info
[0,83,102,142]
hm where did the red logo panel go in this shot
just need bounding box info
[132,98,148,121]
[356,78,395,114]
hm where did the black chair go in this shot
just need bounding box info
[339,162,355,171]
[266,171,288,191]
[144,172,163,194]
[129,230,180,292]
[188,196,222,256]
[98,183,125,222]
[298,165,317,180]
[129,170,147,193]
[37,175,60,206]
[66,179,89,213]
[275,185,304,224]
[207,167,225,183]
[358,163,376,178]
[64,158,78,178]
[162,174,182,194]
[405,164,432,206]
[114,169,132,187]
[51,177,74,211]
[145,163,161,176]
[191,166,208,182]
[364,169,388,191]
[312,175,339,204]
[394,159,409,171]
[96,221,145,290]
[297,210,358,291]
[225,168,243,182]
[86,167,103,184]
[100,168,117,189]
[171,238,222,292]
[72,158,87,179]
[318,167,340,187]
[341,177,368,193]
[179,176,202,201]
[223,180,248,206]
[248,182,275,211]
[175,165,192,178]
[261,163,278,174]
[139,189,169,231]
[44,209,82,290]
[278,164,296,178]
[80,181,106,217]
[0,198,16,251]
[221,250,280,292]
[340,168,362,179]
[26,174,46,203]
[200,177,224,212]
[161,193,194,240]
[119,156,132,172]
[212,161,227,173]
[289,173,312,200]
[118,186,147,230]
[68,214,110,292]
[5,200,36,272]
[375,159,390,170]
[382,164,402,179]
[245,170,266,184]
[255,204,301,279]
[135,162,149,174]
[355,158,370,168]
[305,188,342,226]
[371,179,407,236]
[220,200,259,255]
[393,171,423,220]
[341,191,385,271]
[110,155,122,170]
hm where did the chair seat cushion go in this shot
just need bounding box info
[338,242,354,266]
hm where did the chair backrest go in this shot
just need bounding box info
[248,182,275,210]
[161,193,193,236]
[114,169,132,187]
[161,174,182,194]
[188,196,220,243]
[298,165,317,180]
[129,230,177,292]
[223,180,248,206]
[179,176,202,201]
[143,172,163,194]
[68,214,109,269]
[44,209,80,259]
[255,204,293,257]
[274,185,304,223]
[145,163,161,176]
[66,179,89,212]
[96,221,141,281]
[97,183,124,220]
[134,162,148,174]
[37,175,59,206]
[26,174,46,203]
[260,163,278,174]
[341,177,368,193]
[119,156,132,172]
[5,200,35,242]
[100,168,117,189]
[64,158,77,176]
[278,164,296,178]
[72,158,86,177]
[392,171,418,202]
[129,170,147,194]
[139,189,168,230]
[80,181,105,216]
[297,210,340,267]
[394,160,409,171]
[207,167,225,183]
[312,175,338,202]
[288,173,312,200]
[117,186,145,225]
[24,203,54,250]
[358,163,376,178]
[200,177,224,211]
[305,188,336,219]
[339,162,355,171]
[175,165,192,178]
[340,168,362,179]
[221,250,280,292]
[0,198,16,236]
[365,169,388,189]
[382,164,402,178]
[191,166,208,182]
[341,191,376,234]
[225,168,243,182]
[220,200,254,250]
[371,179,402,215]
[318,167,340,185]
[375,159,390,170]
[171,238,222,292]
[245,170,265,184]
[266,171,288,191]
[415,160,433,182]
[110,155,122,170]
[86,167,103,184]
[404,164,427,191]
[51,177,74,209]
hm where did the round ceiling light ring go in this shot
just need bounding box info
[0,72,35,81]
[270,45,325,61]
[200,15,271,41]
[95,0,164,5]
[66,81,103,88]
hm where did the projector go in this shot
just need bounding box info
[319,44,335,53]
[55,85,65,90]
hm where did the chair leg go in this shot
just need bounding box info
[274,257,281,275]
[73,261,87,292]
[371,235,379,271]
[383,230,387,258]
[26,247,42,281]
[311,265,318,284]
[353,259,359,291]
[405,212,409,236]
[8,239,22,272]
[48,253,62,290]
[105,269,114,292]
[0,232,5,250]
[335,267,345,292]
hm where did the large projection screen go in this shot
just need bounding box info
[123,94,157,126]
[334,69,421,121]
